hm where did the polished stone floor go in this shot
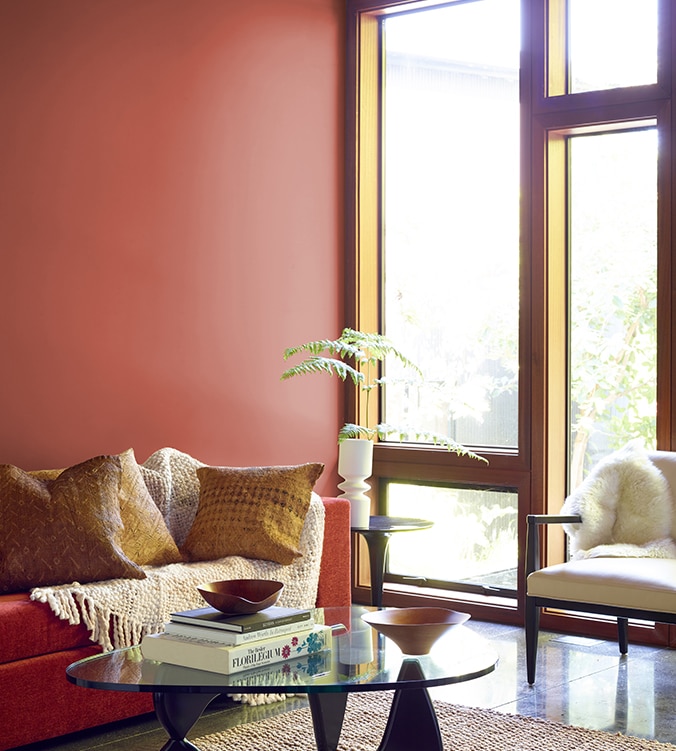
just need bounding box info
[19,619,676,750]
[430,620,676,745]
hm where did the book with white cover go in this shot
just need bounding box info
[141,623,332,675]
[163,616,314,645]
[142,649,335,687]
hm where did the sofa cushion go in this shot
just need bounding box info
[29,450,182,567]
[30,492,327,651]
[0,645,153,750]
[182,463,324,565]
[527,557,676,612]
[0,593,92,664]
[0,456,145,593]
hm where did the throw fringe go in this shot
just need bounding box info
[31,554,321,652]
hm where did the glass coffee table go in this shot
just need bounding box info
[66,606,497,751]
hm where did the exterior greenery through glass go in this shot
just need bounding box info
[347,0,668,623]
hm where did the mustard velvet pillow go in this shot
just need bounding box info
[0,455,146,593]
[29,449,183,567]
[181,463,325,565]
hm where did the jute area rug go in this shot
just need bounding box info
[194,692,676,750]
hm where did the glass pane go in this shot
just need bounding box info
[386,482,518,590]
[569,0,658,93]
[568,128,657,488]
[382,0,520,449]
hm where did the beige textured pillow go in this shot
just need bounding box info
[0,455,145,593]
[140,447,206,547]
[182,463,325,565]
[29,449,183,566]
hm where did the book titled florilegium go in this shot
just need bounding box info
[140,623,332,674]
[169,605,312,634]
[163,616,314,645]
[142,649,335,687]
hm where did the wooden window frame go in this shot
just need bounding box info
[346,0,676,643]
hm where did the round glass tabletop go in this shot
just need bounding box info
[66,606,497,696]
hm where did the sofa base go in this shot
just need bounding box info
[0,646,153,750]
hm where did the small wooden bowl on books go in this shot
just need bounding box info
[197,580,284,615]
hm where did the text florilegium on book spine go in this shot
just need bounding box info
[232,643,289,669]
[231,629,328,670]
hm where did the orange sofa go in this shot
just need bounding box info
[0,497,351,750]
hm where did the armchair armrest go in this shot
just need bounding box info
[525,514,582,577]
[527,514,582,525]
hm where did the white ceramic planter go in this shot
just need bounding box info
[337,438,374,529]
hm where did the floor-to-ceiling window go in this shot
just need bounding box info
[380,0,521,596]
[567,127,657,487]
[346,0,672,636]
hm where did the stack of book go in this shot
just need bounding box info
[140,605,332,675]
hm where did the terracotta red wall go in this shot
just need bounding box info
[0,0,344,494]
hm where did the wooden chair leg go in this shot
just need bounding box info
[618,617,629,654]
[525,596,540,684]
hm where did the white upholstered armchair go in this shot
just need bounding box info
[525,443,676,684]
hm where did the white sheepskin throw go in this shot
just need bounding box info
[561,442,676,560]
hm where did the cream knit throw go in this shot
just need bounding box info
[138,447,206,548]
[31,492,323,649]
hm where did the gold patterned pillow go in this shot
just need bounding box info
[181,463,324,565]
[116,449,183,566]
[0,455,145,593]
[28,468,63,480]
[29,449,183,566]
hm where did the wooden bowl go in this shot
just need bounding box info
[196,579,284,614]
[361,607,470,655]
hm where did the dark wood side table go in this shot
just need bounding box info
[352,516,434,607]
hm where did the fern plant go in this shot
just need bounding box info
[282,328,486,462]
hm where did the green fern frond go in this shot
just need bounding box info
[338,422,487,463]
[283,328,485,465]
[338,424,377,442]
[374,424,488,463]
[283,328,422,377]
[340,329,423,376]
[281,357,364,385]
[283,338,362,362]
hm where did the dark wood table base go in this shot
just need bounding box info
[154,691,219,750]
[153,661,441,751]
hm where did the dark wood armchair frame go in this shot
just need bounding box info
[525,514,676,684]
